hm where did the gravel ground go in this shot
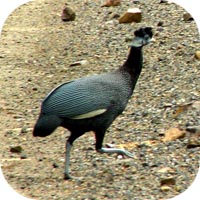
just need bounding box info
[0,0,199,199]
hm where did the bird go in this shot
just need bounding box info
[33,27,154,180]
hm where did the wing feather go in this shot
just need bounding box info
[41,74,119,118]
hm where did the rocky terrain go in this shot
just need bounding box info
[0,0,199,199]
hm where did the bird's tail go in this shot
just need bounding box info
[33,114,62,137]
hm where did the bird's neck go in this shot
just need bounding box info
[120,46,143,79]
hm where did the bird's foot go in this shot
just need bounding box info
[98,146,134,158]
[121,149,134,158]
[64,173,73,180]
[64,173,84,182]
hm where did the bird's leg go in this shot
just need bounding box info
[95,131,134,158]
[64,131,85,180]
[64,141,73,180]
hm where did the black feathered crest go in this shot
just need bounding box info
[130,27,154,47]
[134,27,153,38]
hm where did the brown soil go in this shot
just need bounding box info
[0,0,199,199]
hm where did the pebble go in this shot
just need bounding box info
[159,0,172,3]
[111,13,120,19]
[157,21,164,27]
[157,167,174,174]
[69,60,88,67]
[183,13,194,22]
[21,126,28,134]
[61,6,76,22]
[187,136,200,148]
[20,154,27,159]
[194,51,200,60]
[160,185,172,192]
[101,0,121,7]
[160,176,176,186]
[186,126,200,134]
[52,162,59,168]
[10,146,23,153]
[132,0,140,4]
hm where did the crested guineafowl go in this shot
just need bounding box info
[33,27,154,179]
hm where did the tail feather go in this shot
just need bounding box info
[33,114,62,137]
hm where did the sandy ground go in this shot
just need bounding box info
[0,0,199,199]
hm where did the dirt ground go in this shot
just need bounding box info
[0,0,199,199]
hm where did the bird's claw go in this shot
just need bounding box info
[64,173,73,180]
[121,149,134,158]
[64,173,84,183]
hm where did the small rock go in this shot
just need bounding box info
[32,87,38,91]
[20,154,27,159]
[52,162,59,168]
[70,60,88,67]
[157,21,164,26]
[131,166,137,174]
[142,162,149,167]
[186,126,200,134]
[162,127,186,142]
[175,185,183,192]
[160,185,172,192]
[157,27,164,32]
[10,146,23,153]
[187,135,200,148]
[119,8,142,23]
[21,126,28,134]
[183,13,194,22]
[101,0,121,7]
[61,6,76,22]
[111,13,120,19]
[132,0,140,4]
[5,130,14,135]
[194,51,200,60]
[117,155,124,159]
[160,176,176,186]
[192,101,200,110]
[157,167,174,174]
[159,0,171,3]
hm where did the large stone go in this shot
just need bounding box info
[119,8,142,23]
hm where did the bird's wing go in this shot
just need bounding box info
[41,75,119,119]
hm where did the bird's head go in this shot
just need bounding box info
[130,27,155,48]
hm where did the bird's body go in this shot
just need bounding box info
[35,70,135,135]
[33,27,154,179]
